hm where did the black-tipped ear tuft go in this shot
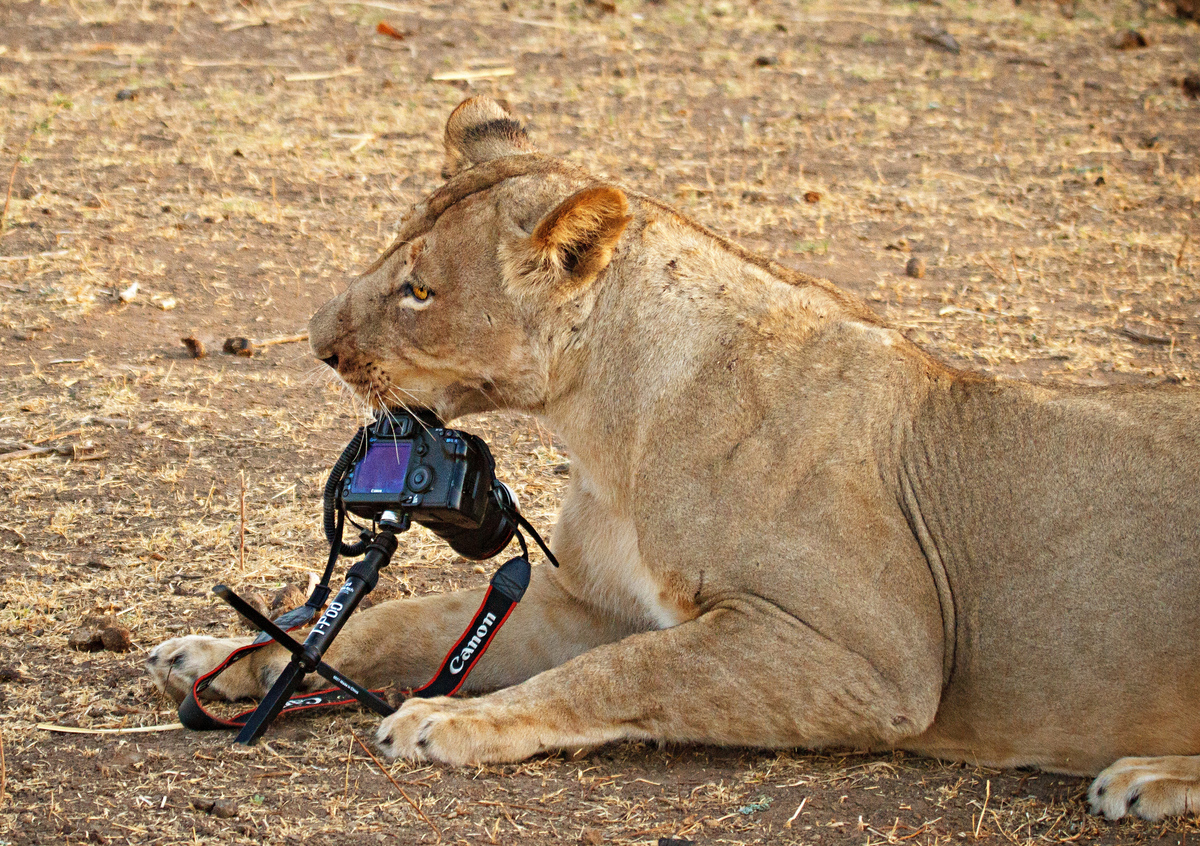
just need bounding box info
[443,97,534,179]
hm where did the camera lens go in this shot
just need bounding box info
[440,482,516,560]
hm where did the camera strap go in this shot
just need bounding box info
[404,552,530,698]
[178,632,382,732]
[178,508,552,730]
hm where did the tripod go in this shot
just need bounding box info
[214,511,408,745]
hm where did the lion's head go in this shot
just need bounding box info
[309,97,632,420]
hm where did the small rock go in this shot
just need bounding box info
[100,625,133,653]
[583,0,617,13]
[1183,74,1200,99]
[754,55,777,67]
[68,627,104,652]
[803,190,821,203]
[1112,29,1148,50]
[117,281,139,303]
[222,337,254,357]
[915,23,961,54]
[211,799,239,819]
[1175,0,1198,20]
[115,88,137,101]
[906,257,927,279]
[83,611,118,628]
[97,750,145,776]
[0,664,27,683]
[190,797,216,813]
[181,336,207,359]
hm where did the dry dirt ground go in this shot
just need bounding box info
[1,0,1198,844]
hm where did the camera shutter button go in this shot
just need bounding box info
[408,465,434,492]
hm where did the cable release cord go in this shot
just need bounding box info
[322,426,369,557]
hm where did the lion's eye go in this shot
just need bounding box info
[407,281,432,301]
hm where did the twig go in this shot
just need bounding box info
[29,428,82,445]
[222,333,308,356]
[1117,324,1172,345]
[1,106,61,236]
[1,128,35,237]
[979,253,1007,286]
[284,67,363,82]
[1177,232,1190,268]
[181,57,294,68]
[785,796,807,827]
[973,779,990,839]
[0,445,57,462]
[352,732,442,841]
[0,250,69,262]
[36,722,184,734]
[239,470,247,571]
[255,333,308,348]
[0,725,6,811]
[431,68,515,82]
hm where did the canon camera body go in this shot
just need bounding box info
[339,412,516,560]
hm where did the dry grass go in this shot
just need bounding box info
[1,0,1198,843]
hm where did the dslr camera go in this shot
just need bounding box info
[338,411,517,561]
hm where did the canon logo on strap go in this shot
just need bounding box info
[448,612,497,674]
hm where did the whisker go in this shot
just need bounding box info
[383,386,436,433]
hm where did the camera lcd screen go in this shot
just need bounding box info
[348,441,413,494]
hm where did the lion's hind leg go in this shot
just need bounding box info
[1089,756,1200,820]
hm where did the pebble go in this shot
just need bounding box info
[100,625,133,652]
[222,337,254,357]
[181,336,207,359]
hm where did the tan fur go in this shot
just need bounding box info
[148,98,1200,822]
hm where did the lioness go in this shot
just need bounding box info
[149,97,1200,821]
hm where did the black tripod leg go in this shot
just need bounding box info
[214,585,308,656]
[235,660,307,745]
[313,664,395,717]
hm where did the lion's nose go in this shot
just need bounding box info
[321,354,339,370]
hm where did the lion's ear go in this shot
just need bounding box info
[506,186,631,297]
[442,97,533,179]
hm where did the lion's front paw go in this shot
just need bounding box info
[145,635,258,704]
[1089,756,1200,820]
[375,696,538,765]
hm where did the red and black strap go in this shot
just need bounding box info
[178,554,532,731]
